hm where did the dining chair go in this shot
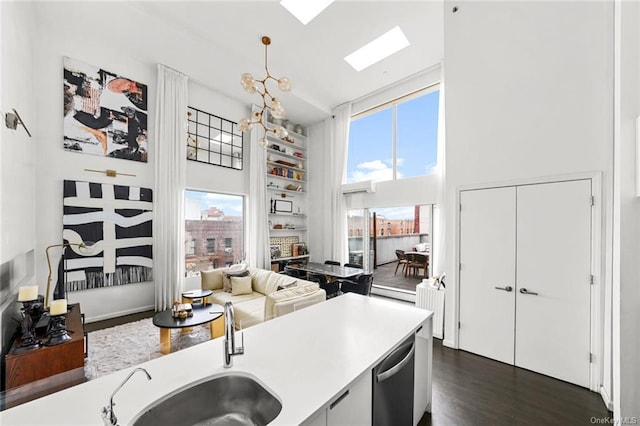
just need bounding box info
[308,273,339,298]
[405,253,429,278]
[394,249,409,275]
[324,260,341,266]
[344,263,362,269]
[338,274,373,296]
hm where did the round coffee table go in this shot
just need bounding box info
[181,289,213,305]
[152,303,224,354]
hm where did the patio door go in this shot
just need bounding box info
[347,209,372,272]
[346,205,434,301]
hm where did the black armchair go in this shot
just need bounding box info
[338,273,373,296]
[308,273,340,298]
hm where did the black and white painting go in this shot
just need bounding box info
[62,180,153,292]
[63,57,148,162]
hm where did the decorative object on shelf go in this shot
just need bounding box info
[274,199,293,213]
[237,36,291,148]
[63,57,148,162]
[270,236,299,258]
[17,286,40,350]
[45,299,72,346]
[295,124,303,135]
[286,184,303,191]
[270,245,282,260]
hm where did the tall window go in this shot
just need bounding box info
[185,190,244,275]
[347,86,439,183]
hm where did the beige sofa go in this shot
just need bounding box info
[200,267,326,329]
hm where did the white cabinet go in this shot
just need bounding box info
[459,179,593,388]
[265,120,310,266]
[302,370,372,426]
[414,318,433,424]
[327,370,372,426]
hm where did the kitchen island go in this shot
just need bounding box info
[0,294,432,425]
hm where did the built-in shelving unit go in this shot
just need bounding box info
[266,116,309,268]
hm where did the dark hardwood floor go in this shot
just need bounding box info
[84,310,154,333]
[419,339,611,426]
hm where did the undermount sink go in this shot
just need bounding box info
[132,373,282,426]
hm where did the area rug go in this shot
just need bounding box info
[84,319,211,379]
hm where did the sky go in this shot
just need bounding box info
[347,90,439,183]
[185,190,243,219]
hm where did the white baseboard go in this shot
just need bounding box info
[371,286,416,303]
[600,386,614,411]
[85,305,154,324]
[443,339,456,349]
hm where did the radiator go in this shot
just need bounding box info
[415,281,445,339]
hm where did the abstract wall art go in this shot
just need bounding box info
[63,57,148,162]
[62,180,153,292]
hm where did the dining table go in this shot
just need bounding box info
[285,262,363,280]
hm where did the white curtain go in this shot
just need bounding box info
[247,105,270,269]
[433,63,446,277]
[329,103,352,263]
[153,65,188,310]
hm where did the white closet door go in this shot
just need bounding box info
[515,180,591,387]
[459,187,516,364]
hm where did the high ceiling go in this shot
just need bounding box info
[39,1,443,125]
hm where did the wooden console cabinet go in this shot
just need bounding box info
[4,303,86,401]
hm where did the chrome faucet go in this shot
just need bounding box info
[102,367,152,425]
[223,302,244,368]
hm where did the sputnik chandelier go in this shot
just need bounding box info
[238,36,291,148]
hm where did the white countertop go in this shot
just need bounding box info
[1,294,431,426]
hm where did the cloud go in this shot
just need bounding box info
[349,159,398,183]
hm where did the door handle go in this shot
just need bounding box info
[494,286,513,292]
[519,288,539,296]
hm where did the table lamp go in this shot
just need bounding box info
[45,241,96,308]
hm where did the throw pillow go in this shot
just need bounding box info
[201,269,225,291]
[223,269,250,293]
[231,275,253,296]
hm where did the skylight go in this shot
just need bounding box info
[344,26,410,72]
[280,0,334,25]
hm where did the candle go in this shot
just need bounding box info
[17,285,38,302]
[50,299,67,316]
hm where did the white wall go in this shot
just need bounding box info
[0,0,37,352]
[34,4,250,322]
[613,0,640,417]
[444,0,613,396]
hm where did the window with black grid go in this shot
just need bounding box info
[187,107,243,170]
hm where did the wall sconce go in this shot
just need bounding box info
[5,108,32,137]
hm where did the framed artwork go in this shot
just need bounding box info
[270,245,282,260]
[62,180,153,292]
[274,199,293,213]
[63,57,148,162]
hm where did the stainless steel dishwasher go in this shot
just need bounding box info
[373,334,416,426]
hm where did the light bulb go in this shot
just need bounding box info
[259,137,269,148]
[238,118,252,132]
[274,126,288,138]
[241,73,256,94]
[278,77,291,92]
[271,98,286,119]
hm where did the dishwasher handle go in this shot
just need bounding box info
[376,340,415,383]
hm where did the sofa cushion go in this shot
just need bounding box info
[231,276,253,296]
[265,283,322,320]
[265,273,297,295]
[233,297,266,329]
[223,270,250,293]
[209,289,263,310]
[201,269,227,291]
[250,268,272,295]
